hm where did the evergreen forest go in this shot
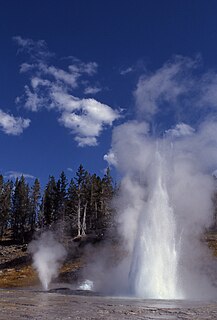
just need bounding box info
[0,165,116,243]
[1,165,217,244]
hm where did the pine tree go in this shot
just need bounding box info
[53,179,61,222]
[66,178,77,235]
[12,176,30,242]
[0,176,12,237]
[57,171,68,221]
[99,167,114,230]
[0,175,3,191]
[89,174,102,231]
[29,178,40,231]
[40,176,56,227]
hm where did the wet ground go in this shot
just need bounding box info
[0,287,217,320]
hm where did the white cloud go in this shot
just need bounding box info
[69,61,98,76]
[13,36,34,48]
[59,111,100,137]
[31,77,51,89]
[40,64,79,88]
[120,67,133,76]
[38,61,98,88]
[165,123,195,138]
[20,63,35,73]
[14,37,120,146]
[136,57,217,124]
[80,98,119,124]
[104,151,117,166]
[74,136,97,147]
[13,36,53,61]
[4,171,35,180]
[84,86,101,95]
[134,56,197,117]
[49,89,78,111]
[23,85,47,112]
[0,109,30,135]
[133,55,217,128]
[82,62,98,75]
[58,98,119,146]
[197,73,217,108]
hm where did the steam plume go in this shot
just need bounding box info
[101,56,217,299]
[29,231,67,290]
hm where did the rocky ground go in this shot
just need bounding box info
[1,233,217,319]
[0,232,217,289]
[0,288,217,320]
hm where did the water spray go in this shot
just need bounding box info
[29,231,67,290]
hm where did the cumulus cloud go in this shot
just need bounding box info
[57,98,119,146]
[15,36,120,146]
[0,109,30,135]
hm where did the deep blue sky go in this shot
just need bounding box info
[1,0,217,185]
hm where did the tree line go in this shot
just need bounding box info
[1,166,217,244]
[0,165,115,243]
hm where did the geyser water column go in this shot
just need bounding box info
[129,151,183,299]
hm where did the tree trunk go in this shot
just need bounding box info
[81,203,87,236]
[77,197,81,237]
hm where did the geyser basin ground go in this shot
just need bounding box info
[1,288,217,319]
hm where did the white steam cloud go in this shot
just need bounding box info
[29,231,67,290]
[95,56,217,299]
[104,120,217,299]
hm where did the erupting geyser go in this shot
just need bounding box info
[81,56,217,299]
[103,118,217,299]
[129,151,182,299]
